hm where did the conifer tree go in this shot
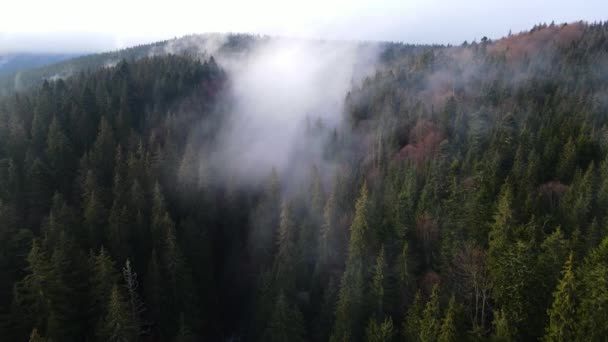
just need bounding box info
[315,191,339,283]
[544,253,576,342]
[330,183,370,342]
[250,169,281,268]
[99,285,137,342]
[492,309,512,342]
[273,201,297,293]
[28,328,47,342]
[438,296,458,342]
[262,291,305,342]
[403,290,424,342]
[90,116,116,187]
[144,249,163,332]
[173,313,196,342]
[12,240,53,338]
[82,171,106,247]
[122,259,145,338]
[575,238,608,341]
[90,248,119,323]
[45,116,74,195]
[369,245,387,318]
[419,285,441,342]
[364,317,394,342]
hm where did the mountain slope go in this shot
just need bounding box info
[0,53,79,76]
[0,21,608,342]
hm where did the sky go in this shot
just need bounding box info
[1,0,607,53]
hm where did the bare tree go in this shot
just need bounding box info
[450,243,492,330]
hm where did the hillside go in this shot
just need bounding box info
[0,33,421,97]
[0,53,79,76]
[1,21,608,341]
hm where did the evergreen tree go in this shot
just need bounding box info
[544,253,577,342]
[173,313,196,342]
[330,183,370,342]
[90,248,119,326]
[122,259,145,339]
[364,317,394,342]
[403,290,424,342]
[143,249,163,332]
[419,285,441,342]
[89,116,116,187]
[369,245,387,318]
[262,291,305,342]
[28,328,47,342]
[575,238,608,341]
[438,296,458,342]
[98,285,137,342]
[492,309,512,342]
[273,201,297,293]
[45,116,74,195]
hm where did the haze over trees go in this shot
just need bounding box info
[1,21,608,341]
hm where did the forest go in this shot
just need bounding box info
[1,21,608,341]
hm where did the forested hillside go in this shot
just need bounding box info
[1,21,608,342]
[0,54,79,76]
[0,34,270,97]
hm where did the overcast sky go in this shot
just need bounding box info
[1,0,606,53]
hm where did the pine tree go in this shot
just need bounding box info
[107,148,130,263]
[90,248,119,324]
[369,245,387,318]
[99,285,137,342]
[315,191,339,283]
[403,290,424,342]
[173,313,196,342]
[262,291,305,342]
[556,137,576,182]
[330,183,370,342]
[544,253,576,342]
[82,171,106,247]
[144,249,163,332]
[273,201,297,293]
[26,158,52,228]
[28,328,47,342]
[250,169,281,269]
[158,212,198,337]
[438,296,458,342]
[45,116,74,195]
[90,116,116,187]
[492,309,512,342]
[575,238,608,341]
[364,317,394,342]
[122,259,145,339]
[395,240,412,308]
[419,285,441,342]
[11,239,53,339]
[151,182,169,248]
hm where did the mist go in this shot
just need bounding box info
[200,38,381,189]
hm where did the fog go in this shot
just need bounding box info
[203,38,381,189]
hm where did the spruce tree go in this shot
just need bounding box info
[403,290,424,342]
[438,296,458,342]
[99,285,137,342]
[364,317,394,342]
[492,309,512,342]
[369,245,387,318]
[262,291,305,342]
[544,253,577,342]
[419,285,441,342]
[330,183,370,342]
